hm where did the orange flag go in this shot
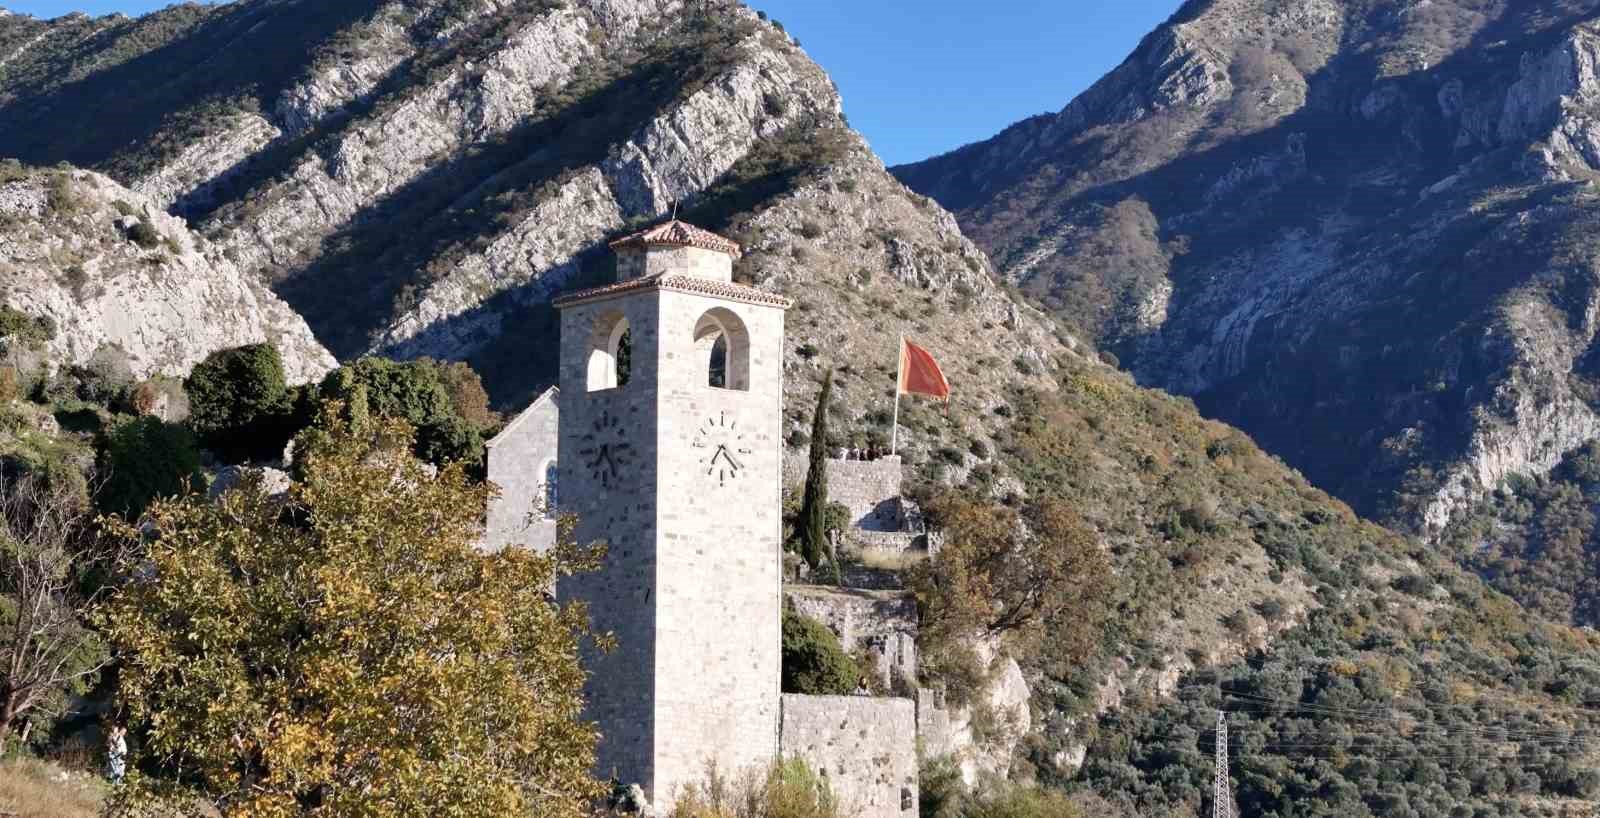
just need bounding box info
[898,338,951,401]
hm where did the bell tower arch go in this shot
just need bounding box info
[553,221,790,807]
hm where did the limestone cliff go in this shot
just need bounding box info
[0,164,334,382]
[0,0,1068,470]
[898,0,1600,546]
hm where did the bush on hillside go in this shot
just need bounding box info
[781,608,859,695]
[670,756,840,818]
[0,306,56,349]
[318,357,487,469]
[184,343,297,463]
[97,416,203,518]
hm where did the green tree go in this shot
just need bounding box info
[781,607,859,695]
[103,405,608,816]
[97,417,203,519]
[184,343,296,463]
[796,371,833,569]
[319,357,485,467]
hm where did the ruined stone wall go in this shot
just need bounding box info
[785,586,916,691]
[779,694,918,818]
[824,456,905,531]
[484,388,559,552]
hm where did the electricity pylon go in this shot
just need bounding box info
[1214,710,1232,818]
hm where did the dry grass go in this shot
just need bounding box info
[0,757,107,818]
[853,547,926,573]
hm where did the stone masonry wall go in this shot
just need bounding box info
[825,456,906,531]
[617,245,734,282]
[785,586,916,692]
[780,694,918,818]
[484,388,559,552]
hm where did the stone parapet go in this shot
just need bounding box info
[779,694,917,818]
[824,456,907,531]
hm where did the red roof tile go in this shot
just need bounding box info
[553,274,793,310]
[608,220,743,258]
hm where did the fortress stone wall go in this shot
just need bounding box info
[785,586,916,692]
[824,456,907,531]
[780,694,918,818]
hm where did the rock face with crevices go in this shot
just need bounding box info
[0,0,1070,470]
[898,0,1600,546]
[0,166,334,382]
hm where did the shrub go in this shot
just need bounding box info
[46,174,82,214]
[671,756,840,818]
[799,221,824,240]
[781,608,860,695]
[0,305,57,348]
[96,416,203,519]
[76,344,134,406]
[127,217,162,249]
[436,359,499,430]
[318,356,485,468]
[185,343,297,463]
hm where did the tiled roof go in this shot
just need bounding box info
[552,274,794,310]
[608,220,743,258]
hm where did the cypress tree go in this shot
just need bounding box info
[798,370,833,569]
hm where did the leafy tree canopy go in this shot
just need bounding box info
[318,357,487,469]
[184,343,296,463]
[103,404,607,816]
[96,416,202,519]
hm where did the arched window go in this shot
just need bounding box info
[542,460,558,520]
[586,312,631,392]
[693,308,750,391]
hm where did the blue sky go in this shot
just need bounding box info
[2,0,1183,165]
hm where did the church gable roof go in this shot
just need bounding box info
[486,386,559,449]
[608,220,743,258]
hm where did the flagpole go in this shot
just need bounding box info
[892,334,903,456]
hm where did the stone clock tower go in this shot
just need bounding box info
[552,221,791,806]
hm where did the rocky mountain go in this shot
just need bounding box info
[0,162,333,382]
[5,2,1600,816]
[0,0,1067,462]
[897,0,1600,546]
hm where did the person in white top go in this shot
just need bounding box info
[106,724,127,783]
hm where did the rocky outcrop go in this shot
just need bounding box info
[0,167,335,382]
[899,0,1600,537]
[918,639,1031,786]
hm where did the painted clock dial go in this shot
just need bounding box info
[578,409,635,489]
[693,409,753,486]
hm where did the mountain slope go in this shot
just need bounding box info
[5,3,1600,816]
[0,162,333,382]
[897,0,1600,546]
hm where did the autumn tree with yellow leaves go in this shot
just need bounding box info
[103,405,608,817]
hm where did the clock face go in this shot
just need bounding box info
[693,409,754,486]
[578,409,635,489]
